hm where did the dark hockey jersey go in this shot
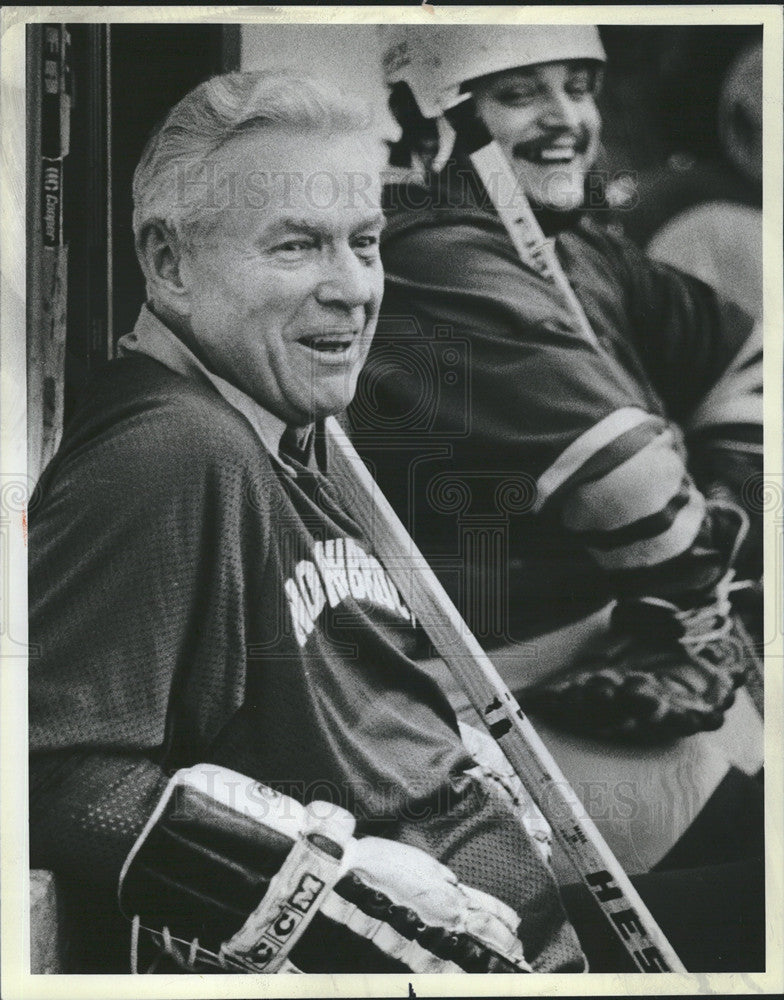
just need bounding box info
[29,340,581,972]
[352,172,758,644]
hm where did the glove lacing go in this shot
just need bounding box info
[631,571,758,703]
[673,571,751,661]
[130,916,281,975]
[130,914,206,974]
[644,498,760,678]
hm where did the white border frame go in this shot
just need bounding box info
[2,6,782,998]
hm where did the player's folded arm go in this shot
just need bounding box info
[386,224,729,595]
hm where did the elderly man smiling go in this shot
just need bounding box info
[28,72,583,975]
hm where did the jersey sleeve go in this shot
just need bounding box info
[373,214,727,599]
[28,368,270,890]
[30,751,168,891]
[583,223,762,576]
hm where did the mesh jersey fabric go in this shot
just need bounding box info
[351,171,758,644]
[28,354,583,972]
[385,771,581,973]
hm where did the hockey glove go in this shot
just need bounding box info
[118,763,532,974]
[518,502,762,743]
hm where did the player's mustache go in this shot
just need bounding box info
[511,127,591,160]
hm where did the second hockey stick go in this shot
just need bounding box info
[444,96,599,348]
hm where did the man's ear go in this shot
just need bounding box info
[136,221,193,318]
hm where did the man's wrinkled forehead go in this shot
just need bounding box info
[177,125,384,224]
[263,210,386,235]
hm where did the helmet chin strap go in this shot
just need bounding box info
[432,115,457,173]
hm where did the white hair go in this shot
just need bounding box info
[132,71,379,249]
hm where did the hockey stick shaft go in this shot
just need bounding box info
[444,97,600,348]
[324,415,686,974]
[470,141,599,348]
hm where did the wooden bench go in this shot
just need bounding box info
[30,869,65,973]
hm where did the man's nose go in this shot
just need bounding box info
[538,88,581,130]
[315,247,374,309]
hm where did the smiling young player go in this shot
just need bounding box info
[469,57,603,212]
[357,24,762,746]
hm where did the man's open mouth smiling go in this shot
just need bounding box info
[296,330,359,356]
[513,132,588,165]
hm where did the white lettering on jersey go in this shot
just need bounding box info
[285,537,415,647]
[295,560,327,622]
[284,578,313,648]
[344,538,368,602]
[312,539,350,607]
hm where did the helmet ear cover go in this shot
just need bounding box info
[386,81,440,166]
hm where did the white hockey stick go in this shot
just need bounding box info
[444,96,599,347]
[324,414,686,974]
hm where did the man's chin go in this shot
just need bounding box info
[316,371,364,420]
[514,164,588,212]
[305,391,358,424]
[270,372,362,426]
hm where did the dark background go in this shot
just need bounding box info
[27,22,763,425]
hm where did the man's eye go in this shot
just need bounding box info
[272,239,317,256]
[566,70,597,97]
[352,234,380,251]
[493,86,539,106]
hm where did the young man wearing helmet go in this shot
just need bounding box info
[353,24,763,853]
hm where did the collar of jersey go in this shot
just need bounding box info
[117,305,302,475]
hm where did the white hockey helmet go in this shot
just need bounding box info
[381,24,606,119]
